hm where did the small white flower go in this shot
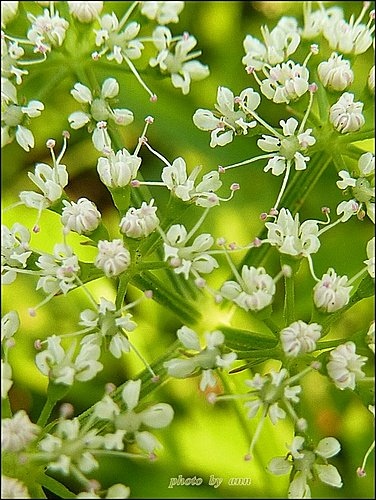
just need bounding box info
[79,297,137,359]
[140,1,184,24]
[329,92,365,133]
[318,52,354,91]
[301,3,343,39]
[193,86,259,147]
[150,26,209,95]
[1,410,40,451]
[280,320,322,357]
[260,61,310,104]
[94,239,131,277]
[38,418,103,475]
[61,198,101,235]
[323,5,374,55]
[242,16,300,70]
[27,8,69,52]
[1,80,44,151]
[164,327,237,390]
[336,152,375,223]
[119,199,159,238]
[68,1,103,23]
[244,368,301,425]
[163,224,219,279]
[97,148,141,188]
[265,208,321,257]
[1,310,19,343]
[313,268,352,313]
[258,117,315,175]
[94,13,143,63]
[1,223,31,284]
[268,435,343,497]
[327,341,367,390]
[221,265,276,312]
[1,476,30,499]
[36,244,80,295]
[364,237,375,278]
[95,379,174,455]
[35,335,103,385]
[161,157,222,205]
[68,79,133,151]
[1,2,19,28]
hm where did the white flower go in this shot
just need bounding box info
[1,410,40,451]
[36,244,80,295]
[27,8,69,52]
[150,26,209,95]
[364,237,375,278]
[161,157,222,205]
[1,476,30,499]
[119,199,159,238]
[323,5,374,55]
[1,80,44,151]
[68,1,103,23]
[1,2,19,28]
[94,379,174,455]
[265,208,321,257]
[268,435,343,497]
[327,341,367,390]
[258,117,315,176]
[318,52,354,91]
[1,361,13,398]
[35,335,103,385]
[61,198,101,235]
[97,148,141,188]
[79,297,137,359]
[164,327,237,391]
[94,239,131,277]
[140,1,184,24]
[336,152,375,223]
[19,161,68,209]
[68,79,133,151]
[193,86,259,147]
[1,223,31,284]
[280,320,322,357]
[244,368,301,425]
[260,61,310,103]
[329,92,365,133]
[38,418,103,475]
[242,16,300,70]
[221,265,276,312]
[94,13,144,63]
[313,268,352,313]
[301,3,343,39]
[163,224,219,279]
[1,310,19,343]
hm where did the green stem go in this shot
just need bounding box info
[36,397,57,427]
[283,270,295,327]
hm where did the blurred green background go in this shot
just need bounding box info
[2,1,374,498]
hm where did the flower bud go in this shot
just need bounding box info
[94,239,131,277]
[61,198,101,235]
[318,52,354,91]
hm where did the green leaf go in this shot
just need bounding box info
[131,271,201,325]
[220,325,278,352]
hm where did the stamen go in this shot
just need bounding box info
[306,254,320,282]
[129,340,158,379]
[124,55,156,100]
[141,140,172,168]
[133,116,154,156]
[186,207,210,241]
[220,154,274,171]
[273,160,291,210]
[28,291,57,316]
[246,406,268,460]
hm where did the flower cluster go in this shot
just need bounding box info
[1,2,374,499]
